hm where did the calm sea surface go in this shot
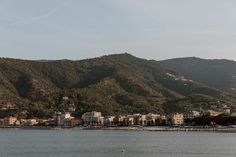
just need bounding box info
[0,129,236,157]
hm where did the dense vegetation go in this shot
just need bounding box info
[0,54,235,118]
[185,114,236,126]
[160,57,236,95]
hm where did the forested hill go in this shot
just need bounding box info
[0,54,235,118]
[160,57,236,96]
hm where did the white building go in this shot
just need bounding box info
[26,119,38,126]
[82,111,104,126]
[184,110,200,119]
[57,112,74,126]
[123,115,134,126]
[170,113,184,126]
[231,112,236,117]
[133,114,146,126]
[223,106,231,114]
[146,113,160,126]
[104,116,115,126]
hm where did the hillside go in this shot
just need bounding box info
[0,54,235,118]
[160,57,236,96]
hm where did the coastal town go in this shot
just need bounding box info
[0,100,236,129]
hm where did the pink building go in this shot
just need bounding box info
[4,117,17,126]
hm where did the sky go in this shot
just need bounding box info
[0,0,236,60]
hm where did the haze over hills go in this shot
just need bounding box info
[0,54,235,118]
[160,57,236,96]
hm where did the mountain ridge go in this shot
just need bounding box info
[160,57,236,96]
[0,53,235,118]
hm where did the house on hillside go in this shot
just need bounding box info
[222,106,231,114]
[207,110,223,117]
[184,110,200,119]
[231,112,236,117]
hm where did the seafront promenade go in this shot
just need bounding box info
[1,125,236,133]
[86,126,236,133]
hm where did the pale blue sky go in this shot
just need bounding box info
[0,0,236,60]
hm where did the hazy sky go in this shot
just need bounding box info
[0,0,236,60]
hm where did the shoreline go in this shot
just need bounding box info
[97,126,236,133]
[1,126,236,133]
